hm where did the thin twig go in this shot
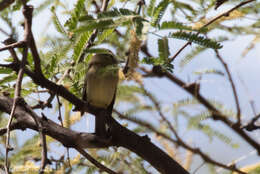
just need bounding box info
[216,150,257,173]
[169,0,256,62]
[137,81,178,137]
[203,0,256,28]
[22,105,49,173]
[0,41,26,52]
[0,28,10,37]
[169,42,191,62]
[192,162,205,174]
[237,74,257,115]
[39,114,48,174]
[75,146,118,174]
[242,114,260,131]
[56,96,64,127]
[56,96,71,168]
[31,93,55,109]
[215,50,241,124]
[92,0,100,13]
[2,38,19,63]
[4,45,28,174]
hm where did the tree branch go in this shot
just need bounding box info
[0,96,112,148]
[0,96,190,174]
[4,30,28,174]
[0,41,26,52]
[215,50,241,124]
[22,4,43,75]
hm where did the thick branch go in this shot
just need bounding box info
[0,96,111,149]
[0,96,190,174]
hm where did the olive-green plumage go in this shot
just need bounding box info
[82,53,119,137]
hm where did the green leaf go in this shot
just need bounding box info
[78,14,95,21]
[173,1,197,17]
[158,37,169,60]
[64,0,86,31]
[73,31,91,62]
[51,7,68,36]
[75,20,115,32]
[11,1,22,11]
[180,46,207,68]
[97,28,115,44]
[173,98,199,108]
[151,0,169,26]
[0,67,13,74]
[187,111,211,127]
[199,124,237,147]
[34,0,53,16]
[98,8,136,19]
[117,85,144,102]
[171,32,223,49]
[249,166,260,174]
[147,0,156,16]
[161,21,192,30]
[133,17,144,36]
[193,69,225,76]
[161,21,208,33]
[0,74,17,85]
[76,8,145,33]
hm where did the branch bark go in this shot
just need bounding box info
[0,96,189,174]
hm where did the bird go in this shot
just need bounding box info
[82,52,119,137]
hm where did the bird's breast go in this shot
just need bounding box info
[86,67,118,108]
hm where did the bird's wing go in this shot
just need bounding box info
[107,88,117,116]
[82,76,87,101]
[82,64,91,101]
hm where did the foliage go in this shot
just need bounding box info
[170,32,222,49]
[0,0,260,173]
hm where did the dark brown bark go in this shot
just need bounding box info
[0,96,189,174]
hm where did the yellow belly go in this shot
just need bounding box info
[86,67,118,108]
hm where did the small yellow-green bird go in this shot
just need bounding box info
[82,53,119,137]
